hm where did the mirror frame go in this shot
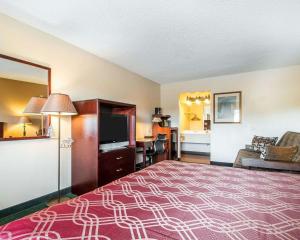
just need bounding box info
[0,53,51,141]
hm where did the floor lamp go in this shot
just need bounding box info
[41,93,77,205]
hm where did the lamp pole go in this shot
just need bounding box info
[58,113,61,202]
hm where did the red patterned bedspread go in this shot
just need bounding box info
[1,160,300,240]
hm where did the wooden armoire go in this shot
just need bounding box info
[71,99,136,195]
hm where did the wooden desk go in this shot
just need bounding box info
[136,138,155,168]
[136,138,170,167]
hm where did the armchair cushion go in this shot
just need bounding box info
[241,158,300,172]
[260,145,298,162]
[234,149,261,168]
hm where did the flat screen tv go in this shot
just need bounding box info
[100,113,129,144]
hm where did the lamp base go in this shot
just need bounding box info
[46,196,70,207]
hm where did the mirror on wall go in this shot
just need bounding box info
[0,54,51,140]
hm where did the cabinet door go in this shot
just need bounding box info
[100,148,135,186]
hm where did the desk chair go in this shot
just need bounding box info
[146,134,167,165]
[146,148,155,165]
[157,133,167,141]
[135,147,145,170]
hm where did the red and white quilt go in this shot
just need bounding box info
[1,160,300,239]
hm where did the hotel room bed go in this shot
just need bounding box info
[1,160,300,240]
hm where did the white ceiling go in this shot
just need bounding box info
[1,0,300,84]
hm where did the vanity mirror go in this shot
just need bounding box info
[0,54,51,141]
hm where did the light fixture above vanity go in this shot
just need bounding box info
[186,95,210,105]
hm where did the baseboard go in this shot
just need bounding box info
[211,161,233,167]
[0,187,71,219]
[181,151,210,156]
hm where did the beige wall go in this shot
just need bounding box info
[0,13,160,209]
[0,77,47,138]
[161,65,300,163]
[0,13,160,138]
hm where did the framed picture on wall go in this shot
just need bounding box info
[213,91,242,123]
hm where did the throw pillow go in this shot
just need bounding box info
[252,136,278,153]
[245,144,256,152]
[261,145,298,161]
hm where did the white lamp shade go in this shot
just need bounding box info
[152,117,162,123]
[41,93,77,116]
[23,97,47,115]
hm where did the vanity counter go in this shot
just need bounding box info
[181,130,210,154]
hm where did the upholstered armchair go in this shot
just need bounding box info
[234,131,300,172]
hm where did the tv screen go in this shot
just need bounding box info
[100,113,129,144]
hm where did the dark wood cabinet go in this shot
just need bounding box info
[71,99,136,195]
[0,122,4,138]
[100,147,135,185]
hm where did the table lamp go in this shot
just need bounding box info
[23,96,47,135]
[152,117,162,123]
[41,93,77,205]
[18,116,32,137]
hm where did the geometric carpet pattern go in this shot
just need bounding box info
[0,194,77,226]
[1,160,300,240]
